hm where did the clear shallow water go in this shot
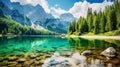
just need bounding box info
[0,36,71,56]
[0,36,120,67]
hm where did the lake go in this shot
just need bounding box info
[0,36,120,67]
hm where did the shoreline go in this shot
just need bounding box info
[68,35,120,40]
[1,34,120,40]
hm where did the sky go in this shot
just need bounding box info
[47,0,81,11]
[47,0,114,11]
[10,0,114,18]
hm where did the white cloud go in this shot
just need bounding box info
[50,7,67,18]
[10,0,113,19]
[10,0,66,18]
[10,0,50,13]
[55,4,59,7]
[68,0,113,19]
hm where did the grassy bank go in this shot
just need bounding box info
[66,29,120,37]
[82,29,120,36]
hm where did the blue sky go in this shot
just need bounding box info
[47,0,80,11]
[10,0,114,18]
[47,0,114,11]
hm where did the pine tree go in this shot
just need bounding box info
[100,14,106,33]
[93,16,99,34]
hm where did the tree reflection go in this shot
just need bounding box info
[67,37,120,53]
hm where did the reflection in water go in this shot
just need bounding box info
[67,37,120,67]
[0,36,70,56]
[0,36,120,67]
[68,37,120,53]
[31,39,47,48]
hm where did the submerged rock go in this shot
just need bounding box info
[81,50,92,56]
[42,52,76,67]
[42,52,105,67]
[61,51,73,57]
[0,57,3,62]
[42,52,87,67]
[16,64,22,67]
[72,53,86,64]
[17,58,26,63]
[34,61,41,65]
[35,57,41,61]
[111,58,120,65]
[8,56,18,61]
[29,54,37,59]
[107,63,112,67]
[23,60,34,67]
[101,47,116,59]
[8,62,18,67]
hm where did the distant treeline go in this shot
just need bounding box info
[68,0,120,35]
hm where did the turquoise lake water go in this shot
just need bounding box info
[0,36,71,56]
[0,36,120,67]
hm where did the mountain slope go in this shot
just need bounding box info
[0,0,31,26]
[0,0,75,33]
[0,8,56,35]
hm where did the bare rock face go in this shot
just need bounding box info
[81,50,92,56]
[101,47,116,59]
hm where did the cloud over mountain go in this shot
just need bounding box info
[10,0,113,19]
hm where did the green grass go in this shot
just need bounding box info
[81,29,120,36]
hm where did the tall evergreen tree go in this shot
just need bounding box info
[100,14,106,33]
[93,16,99,34]
[68,1,120,35]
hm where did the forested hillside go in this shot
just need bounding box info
[68,0,120,36]
[0,9,55,35]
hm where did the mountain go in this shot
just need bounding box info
[0,1,11,15]
[11,9,31,25]
[42,18,70,33]
[0,0,31,25]
[0,9,56,35]
[60,13,75,22]
[0,0,76,33]
[0,0,53,25]
[39,13,76,33]
[0,8,4,17]
[26,4,47,23]
[0,0,24,14]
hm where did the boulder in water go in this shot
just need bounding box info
[101,47,116,59]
